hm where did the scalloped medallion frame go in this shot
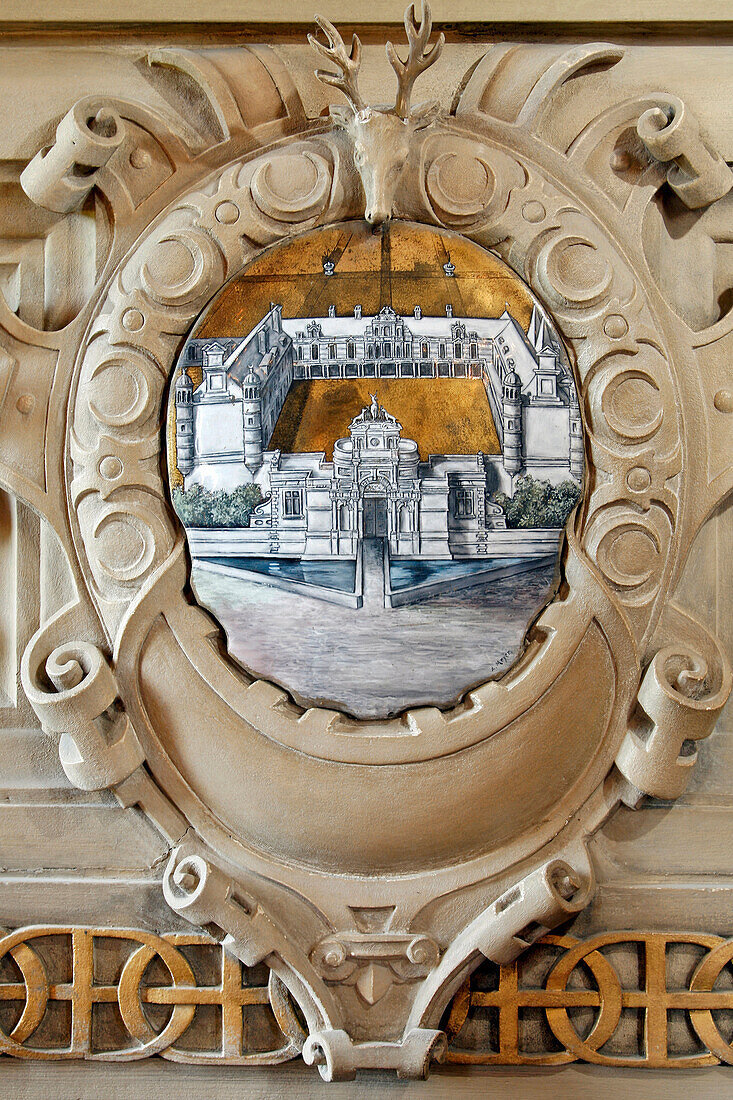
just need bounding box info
[5,28,732,1081]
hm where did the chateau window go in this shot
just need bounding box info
[311,344,319,360]
[297,346,303,360]
[395,343,402,357]
[348,341,355,359]
[383,341,392,357]
[454,342,462,359]
[455,490,474,518]
[329,343,337,359]
[422,342,429,358]
[470,342,478,359]
[439,342,446,358]
[283,490,303,518]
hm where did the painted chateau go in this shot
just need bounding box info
[173,303,583,560]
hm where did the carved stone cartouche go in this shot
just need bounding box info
[1,8,732,1083]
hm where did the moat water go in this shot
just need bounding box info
[203,556,357,592]
[191,553,559,719]
[389,556,526,590]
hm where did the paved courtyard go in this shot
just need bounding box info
[191,559,558,719]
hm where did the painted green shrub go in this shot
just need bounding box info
[493,475,582,529]
[172,483,264,528]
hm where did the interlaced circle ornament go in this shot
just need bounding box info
[3,927,733,1067]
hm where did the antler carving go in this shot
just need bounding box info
[308,15,366,115]
[309,3,444,223]
[387,2,445,119]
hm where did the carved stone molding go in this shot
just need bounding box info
[0,4,731,1081]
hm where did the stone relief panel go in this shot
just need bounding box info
[0,1,731,1083]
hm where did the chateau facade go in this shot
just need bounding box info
[174,303,583,560]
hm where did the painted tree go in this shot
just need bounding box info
[493,476,582,529]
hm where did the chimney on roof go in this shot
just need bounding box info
[414,305,422,319]
[446,304,453,318]
[328,305,336,318]
[354,304,362,319]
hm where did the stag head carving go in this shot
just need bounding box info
[309,2,444,225]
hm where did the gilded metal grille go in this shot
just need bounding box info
[2,927,733,1066]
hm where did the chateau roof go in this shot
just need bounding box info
[280,311,516,341]
[278,307,564,390]
[268,379,501,461]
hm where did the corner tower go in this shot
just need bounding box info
[569,388,584,482]
[175,368,194,478]
[243,369,263,471]
[502,370,523,476]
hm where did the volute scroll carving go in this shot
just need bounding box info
[1,3,731,1080]
[637,95,733,210]
[21,625,145,792]
[20,98,127,214]
[616,640,732,804]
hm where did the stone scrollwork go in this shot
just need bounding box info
[408,856,593,1034]
[303,1027,448,1083]
[21,626,144,792]
[20,97,127,213]
[310,931,441,1006]
[162,849,279,969]
[162,845,342,1043]
[617,640,732,804]
[1,0,731,1080]
[637,95,733,210]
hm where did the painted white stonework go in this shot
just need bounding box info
[174,302,583,560]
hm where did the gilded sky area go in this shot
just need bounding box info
[169,222,545,481]
[193,221,535,338]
